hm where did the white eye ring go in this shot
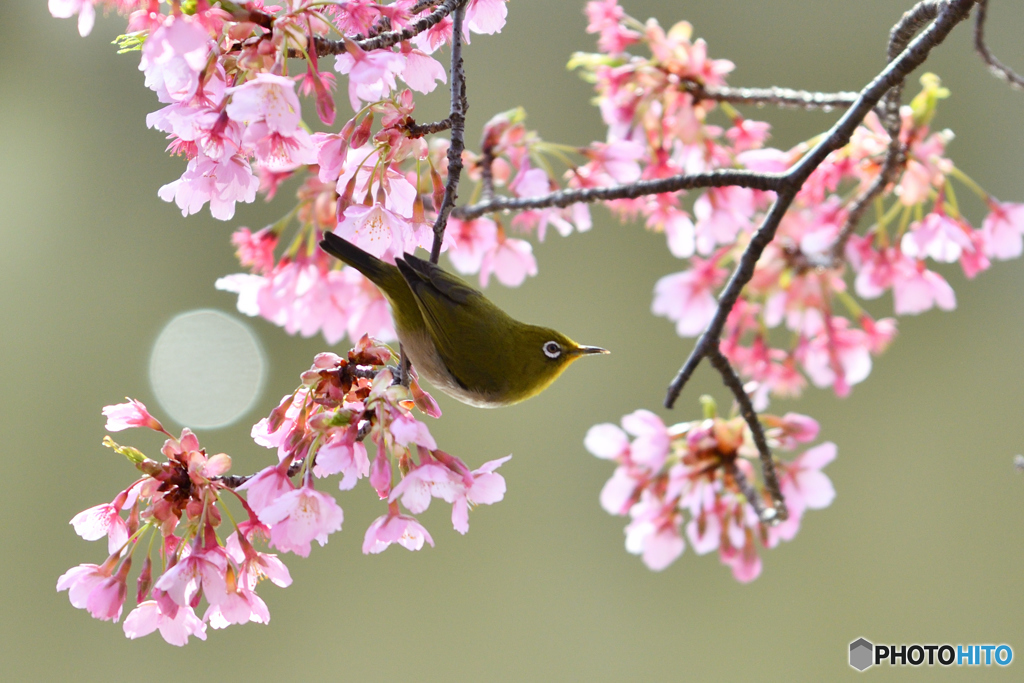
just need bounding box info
[543,341,562,359]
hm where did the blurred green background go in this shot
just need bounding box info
[3,1,1023,680]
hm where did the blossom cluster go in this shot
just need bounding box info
[585,401,835,580]
[575,2,1024,409]
[52,0,515,344]
[59,337,510,645]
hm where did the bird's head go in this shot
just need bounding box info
[502,325,609,404]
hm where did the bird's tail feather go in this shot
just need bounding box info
[319,232,390,284]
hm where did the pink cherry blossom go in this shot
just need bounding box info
[86,574,127,622]
[334,43,406,110]
[960,229,991,279]
[57,563,109,612]
[584,423,631,461]
[123,600,207,646]
[726,119,771,153]
[624,493,685,571]
[585,0,639,53]
[102,398,165,433]
[981,201,1024,260]
[313,431,370,490]
[343,268,398,340]
[244,121,318,173]
[892,259,956,315]
[154,548,229,608]
[400,49,447,94]
[389,413,438,450]
[464,0,508,38]
[203,586,270,629]
[662,209,697,258]
[259,484,344,557]
[585,140,645,183]
[70,502,130,554]
[49,0,95,37]
[800,317,872,396]
[237,464,296,515]
[479,237,538,287]
[900,212,973,263]
[225,73,303,134]
[449,455,511,534]
[363,511,435,553]
[159,152,259,220]
[769,442,837,544]
[447,217,499,274]
[693,187,755,254]
[231,227,278,275]
[370,450,393,498]
[225,531,293,590]
[652,255,727,337]
[389,463,459,514]
[139,15,212,104]
[621,410,671,470]
[599,466,645,515]
[217,260,368,345]
[334,204,413,261]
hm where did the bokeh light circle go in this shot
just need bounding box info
[149,309,266,429]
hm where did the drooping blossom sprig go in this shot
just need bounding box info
[59,336,511,645]
[586,398,835,580]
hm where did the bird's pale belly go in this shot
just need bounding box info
[398,326,504,408]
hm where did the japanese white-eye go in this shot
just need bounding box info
[320,232,609,408]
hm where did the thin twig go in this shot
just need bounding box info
[403,117,453,138]
[253,0,459,58]
[708,347,785,521]
[683,81,859,110]
[831,1,944,259]
[429,0,468,263]
[726,461,768,521]
[453,170,783,221]
[974,0,1024,89]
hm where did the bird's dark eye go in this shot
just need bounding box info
[543,341,562,359]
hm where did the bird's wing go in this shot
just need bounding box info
[396,254,504,395]
[397,253,478,305]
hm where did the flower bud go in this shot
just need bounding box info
[351,113,374,149]
[136,556,153,604]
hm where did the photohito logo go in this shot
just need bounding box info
[849,638,1013,671]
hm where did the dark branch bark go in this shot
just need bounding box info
[403,117,453,138]
[324,0,460,55]
[831,1,946,258]
[683,81,859,110]
[248,0,458,58]
[974,0,1024,89]
[707,347,786,521]
[429,0,468,264]
[453,170,783,221]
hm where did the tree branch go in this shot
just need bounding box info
[683,81,859,110]
[831,1,947,259]
[403,117,453,138]
[974,0,1024,89]
[429,0,468,264]
[246,0,459,58]
[453,170,783,221]
[667,0,976,408]
[707,346,786,521]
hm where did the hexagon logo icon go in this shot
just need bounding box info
[849,638,874,671]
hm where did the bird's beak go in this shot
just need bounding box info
[574,345,610,356]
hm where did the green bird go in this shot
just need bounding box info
[319,232,608,408]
